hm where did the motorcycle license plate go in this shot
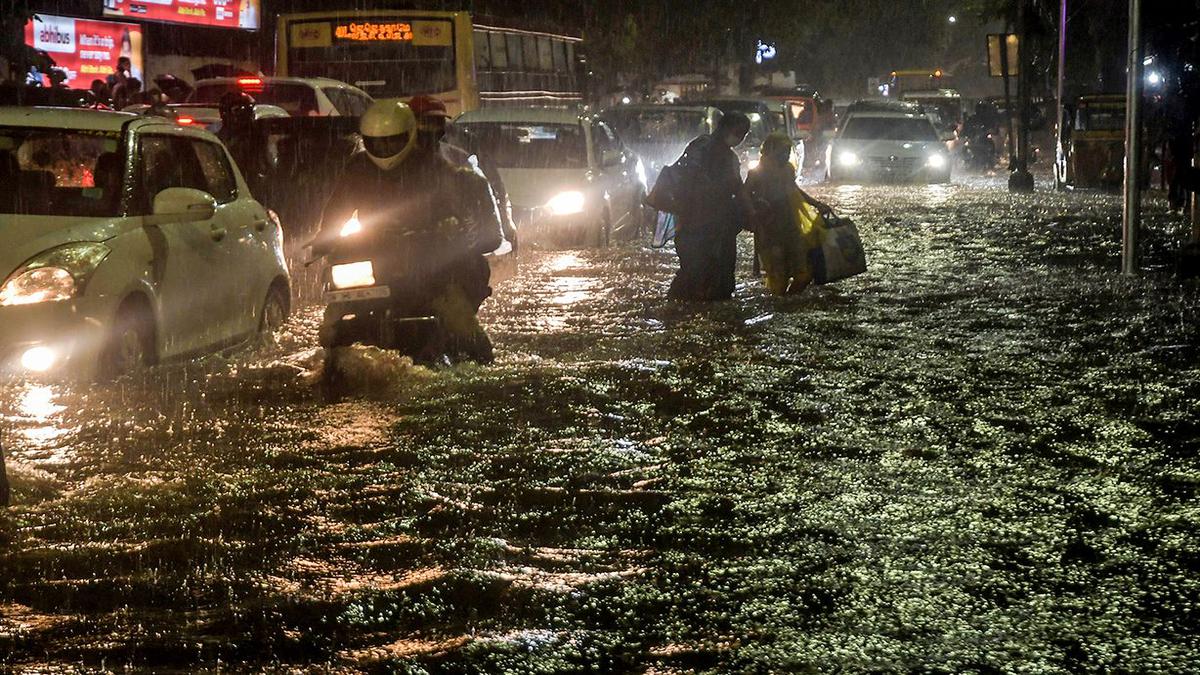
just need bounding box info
[324,285,391,303]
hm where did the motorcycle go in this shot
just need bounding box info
[308,208,464,377]
[963,129,998,171]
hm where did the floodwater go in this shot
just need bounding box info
[3,176,1200,671]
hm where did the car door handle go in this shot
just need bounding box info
[210,224,227,241]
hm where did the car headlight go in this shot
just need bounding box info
[838,151,861,167]
[330,261,375,289]
[545,191,586,216]
[0,242,110,306]
[926,153,948,169]
[339,210,363,237]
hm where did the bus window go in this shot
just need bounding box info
[490,32,508,68]
[522,35,539,73]
[505,33,523,71]
[474,30,491,69]
[552,40,567,72]
[537,37,554,72]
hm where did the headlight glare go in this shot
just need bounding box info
[339,210,363,237]
[0,267,75,306]
[331,261,375,289]
[838,151,861,167]
[926,153,948,169]
[20,346,58,372]
[0,242,110,306]
[545,191,586,216]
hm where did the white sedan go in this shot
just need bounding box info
[450,107,648,247]
[0,107,291,379]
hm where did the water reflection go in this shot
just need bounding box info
[15,384,70,455]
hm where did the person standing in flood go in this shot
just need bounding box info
[668,112,751,301]
[745,131,832,295]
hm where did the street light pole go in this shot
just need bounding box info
[1056,0,1067,149]
[1009,0,1035,192]
[1122,0,1144,275]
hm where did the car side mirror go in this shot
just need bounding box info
[939,129,957,143]
[149,187,216,224]
[602,149,623,167]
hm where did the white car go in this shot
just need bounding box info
[450,107,647,247]
[826,101,952,184]
[0,107,291,379]
[188,76,374,117]
[120,102,291,132]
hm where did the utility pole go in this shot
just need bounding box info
[1122,0,1144,275]
[1009,0,1035,192]
[1056,0,1068,173]
[1,436,9,507]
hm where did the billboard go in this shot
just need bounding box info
[103,0,260,31]
[25,14,144,88]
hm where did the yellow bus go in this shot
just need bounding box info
[275,10,583,117]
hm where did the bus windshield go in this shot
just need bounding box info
[1077,106,1124,132]
[285,17,457,98]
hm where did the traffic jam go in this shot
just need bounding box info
[3,1,1200,671]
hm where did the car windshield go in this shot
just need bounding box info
[605,110,709,145]
[0,127,124,217]
[453,122,587,169]
[192,83,320,116]
[841,116,939,141]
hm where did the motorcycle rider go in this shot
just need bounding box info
[319,99,504,363]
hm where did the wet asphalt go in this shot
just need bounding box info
[2,174,1199,672]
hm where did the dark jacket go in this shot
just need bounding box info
[318,149,504,306]
[675,134,744,236]
[319,149,504,259]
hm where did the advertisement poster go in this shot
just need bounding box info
[103,0,260,31]
[25,14,144,88]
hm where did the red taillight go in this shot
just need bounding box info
[238,77,263,87]
[177,116,195,125]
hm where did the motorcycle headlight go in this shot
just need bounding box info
[545,191,586,216]
[926,153,948,169]
[838,150,861,167]
[340,210,363,238]
[747,159,760,170]
[0,242,110,306]
[330,261,375,289]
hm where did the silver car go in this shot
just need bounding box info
[827,103,951,184]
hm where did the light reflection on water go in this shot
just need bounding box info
[16,385,70,452]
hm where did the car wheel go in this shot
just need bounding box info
[102,300,154,378]
[258,283,289,343]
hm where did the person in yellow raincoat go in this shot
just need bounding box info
[745,132,833,295]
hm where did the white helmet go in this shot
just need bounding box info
[360,98,417,170]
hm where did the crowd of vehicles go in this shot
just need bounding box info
[4,10,1150,380]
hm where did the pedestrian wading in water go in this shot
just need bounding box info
[745,131,835,295]
[668,111,752,301]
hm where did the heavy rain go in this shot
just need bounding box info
[3,0,1200,672]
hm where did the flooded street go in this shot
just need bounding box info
[3,176,1200,671]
